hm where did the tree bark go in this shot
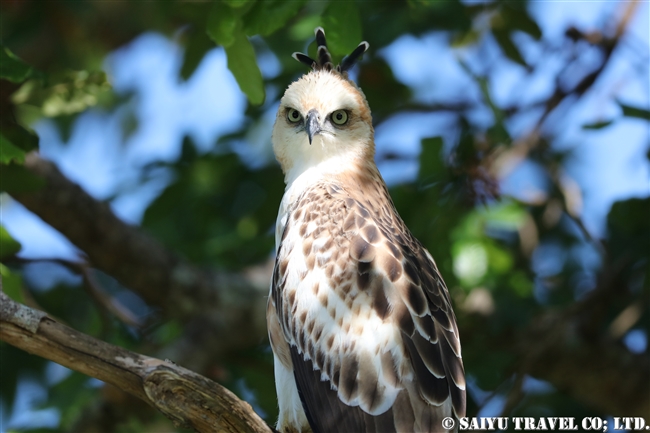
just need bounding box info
[0,290,274,433]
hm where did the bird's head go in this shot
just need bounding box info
[272,28,374,184]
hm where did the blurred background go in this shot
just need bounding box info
[1,1,648,431]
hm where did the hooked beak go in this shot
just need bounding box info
[305,109,321,145]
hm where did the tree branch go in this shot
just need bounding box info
[10,153,269,354]
[0,290,274,433]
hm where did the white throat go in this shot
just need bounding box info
[274,145,365,248]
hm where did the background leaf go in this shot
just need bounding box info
[321,1,363,56]
[225,28,265,105]
[0,134,26,164]
[619,101,650,121]
[0,46,37,83]
[207,2,239,48]
[244,0,307,37]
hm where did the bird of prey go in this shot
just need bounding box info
[267,28,465,433]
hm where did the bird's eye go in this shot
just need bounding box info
[331,110,348,125]
[287,108,302,123]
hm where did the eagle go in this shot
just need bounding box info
[267,28,466,433]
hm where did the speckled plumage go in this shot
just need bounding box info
[268,28,465,433]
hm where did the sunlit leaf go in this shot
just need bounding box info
[13,71,111,118]
[225,28,265,105]
[482,201,527,230]
[322,1,363,56]
[453,241,488,285]
[0,226,22,259]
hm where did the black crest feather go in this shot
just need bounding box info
[292,27,369,74]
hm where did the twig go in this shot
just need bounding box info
[498,373,525,417]
[8,257,143,330]
[79,263,143,329]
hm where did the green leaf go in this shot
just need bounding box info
[224,0,252,8]
[243,0,307,37]
[0,163,46,193]
[619,101,650,121]
[290,14,323,41]
[322,1,363,56]
[12,70,111,118]
[181,27,215,80]
[500,4,542,40]
[0,134,26,164]
[582,119,614,130]
[419,137,445,180]
[0,263,24,303]
[225,28,265,105]
[0,226,21,259]
[0,46,35,83]
[492,29,527,67]
[207,2,239,47]
[0,122,39,153]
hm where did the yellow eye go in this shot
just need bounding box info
[287,108,302,123]
[331,110,348,125]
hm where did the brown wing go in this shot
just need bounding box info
[272,181,465,433]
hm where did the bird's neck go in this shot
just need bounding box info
[282,151,374,201]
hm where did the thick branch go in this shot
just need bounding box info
[0,291,273,433]
[10,153,268,352]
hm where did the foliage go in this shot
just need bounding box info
[1,0,648,431]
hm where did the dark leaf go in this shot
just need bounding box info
[582,120,614,130]
[243,0,307,37]
[419,136,445,180]
[500,4,542,40]
[0,163,46,193]
[225,28,265,105]
[0,133,25,164]
[0,122,39,154]
[0,46,38,83]
[619,101,650,121]
[492,29,527,68]
[181,26,215,80]
[322,1,363,56]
